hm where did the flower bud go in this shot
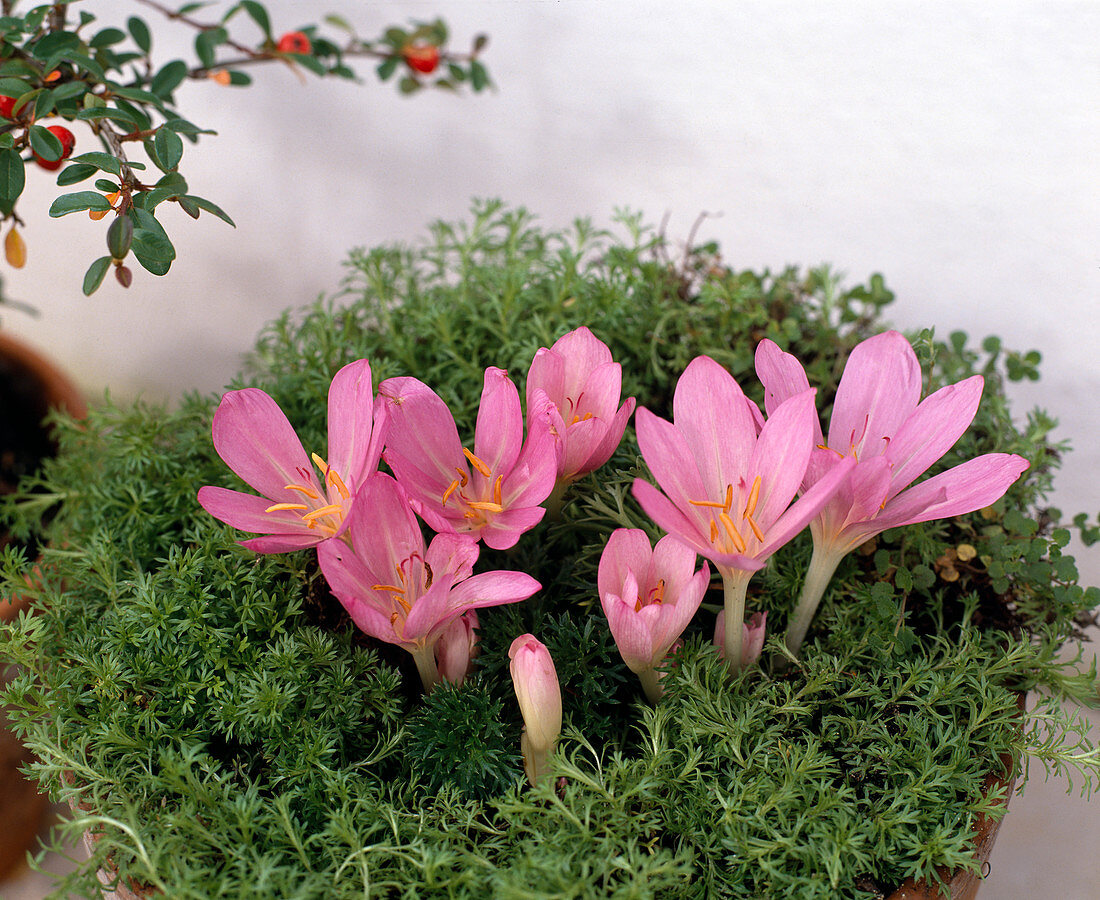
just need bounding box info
[435,610,479,686]
[508,633,562,785]
[713,610,768,668]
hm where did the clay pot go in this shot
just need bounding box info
[0,330,85,880]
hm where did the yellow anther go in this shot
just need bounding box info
[371,583,405,594]
[651,579,666,603]
[709,520,719,543]
[691,498,729,509]
[493,475,503,507]
[744,476,761,520]
[719,512,747,553]
[265,502,309,513]
[454,467,469,488]
[463,447,492,478]
[442,478,460,505]
[467,500,504,513]
[302,503,342,523]
[311,452,329,475]
[327,468,350,500]
[284,483,321,500]
[817,444,845,459]
[746,515,765,543]
[723,483,733,513]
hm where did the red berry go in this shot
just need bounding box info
[32,124,75,171]
[0,95,16,119]
[276,31,311,55]
[403,43,440,75]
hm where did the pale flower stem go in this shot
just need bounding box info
[721,570,750,672]
[521,732,552,786]
[412,646,441,693]
[544,479,569,522]
[637,667,664,703]
[784,543,846,659]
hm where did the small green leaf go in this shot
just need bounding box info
[150,60,188,98]
[195,27,228,70]
[94,178,119,192]
[0,148,25,205]
[50,81,86,102]
[240,1,271,37]
[132,227,175,276]
[32,89,56,119]
[163,117,216,136]
[49,191,112,217]
[181,194,235,227]
[228,70,252,86]
[154,127,184,170]
[177,195,200,219]
[28,123,63,161]
[376,56,399,81]
[324,14,353,32]
[90,27,127,48]
[399,76,421,95]
[74,107,137,127]
[128,16,152,53]
[56,163,98,186]
[469,60,489,92]
[70,152,122,176]
[30,30,80,60]
[289,53,326,77]
[82,256,112,295]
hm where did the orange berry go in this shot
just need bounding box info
[209,69,232,86]
[5,226,26,268]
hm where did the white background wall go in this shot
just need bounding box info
[1,2,1097,895]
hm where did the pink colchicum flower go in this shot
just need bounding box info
[508,633,562,786]
[317,473,541,691]
[379,368,558,550]
[632,355,854,670]
[713,610,768,669]
[435,610,479,686]
[598,529,709,701]
[526,327,637,499]
[197,359,386,553]
[755,331,1031,657]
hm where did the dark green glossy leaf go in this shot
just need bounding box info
[470,60,489,92]
[28,123,62,160]
[195,27,228,70]
[70,152,122,176]
[82,256,112,296]
[177,195,200,219]
[108,85,159,104]
[56,163,98,186]
[128,16,152,53]
[154,127,183,170]
[228,70,251,86]
[64,53,107,81]
[50,81,86,101]
[94,178,119,192]
[0,77,28,97]
[30,30,80,60]
[150,60,188,98]
[0,148,25,203]
[240,1,271,37]
[182,194,235,227]
[163,117,215,136]
[132,227,175,275]
[289,53,326,77]
[376,56,398,81]
[32,89,55,119]
[90,27,127,48]
[48,191,111,217]
[74,107,137,127]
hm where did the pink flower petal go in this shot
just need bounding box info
[197,485,305,535]
[672,356,756,494]
[211,388,315,500]
[379,376,464,491]
[598,528,652,601]
[316,539,399,643]
[604,594,656,672]
[474,367,524,474]
[480,506,547,550]
[634,407,709,514]
[326,359,381,487]
[745,389,817,530]
[828,331,921,458]
[554,326,613,400]
[754,340,817,436]
[758,454,856,558]
[884,375,984,497]
[345,473,424,582]
[526,347,566,415]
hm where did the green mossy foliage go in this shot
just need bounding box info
[2,200,1097,898]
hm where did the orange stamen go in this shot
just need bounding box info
[493,475,503,506]
[302,504,342,523]
[719,512,747,553]
[744,476,761,519]
[372,583,405,594]
[463,447,492,477]
[311,453,329,476]
[467,500,504,513]
[817,444,845,459]
[327,468,350,499]
[265,502,308,513]
[691,498,728,509]
[285,483,321,500]
[442,478,460,505]
[746,515,765,543]
[709,520,719,543]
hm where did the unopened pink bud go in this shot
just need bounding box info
[435,610,479,686]
[713,610,768,668]
[509,633,562,785]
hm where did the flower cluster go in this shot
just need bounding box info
[200,327,1028,784]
